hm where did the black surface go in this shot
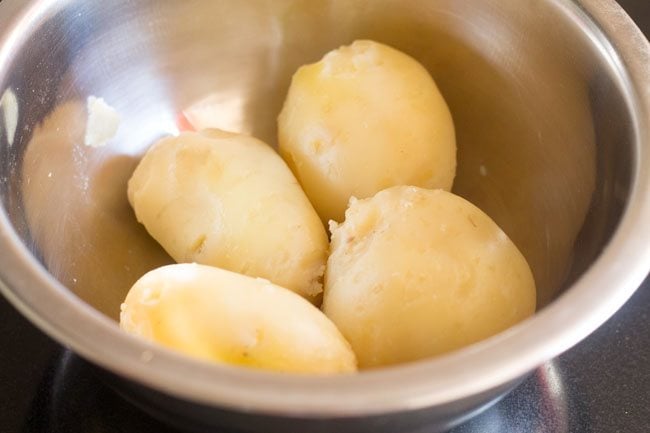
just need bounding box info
[1,1,649,432]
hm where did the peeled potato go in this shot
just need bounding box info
[323,186,536,368]
[278,40,456,224]
[120,264,357,374]
[128,129,328,300]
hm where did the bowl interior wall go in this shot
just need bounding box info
[0,0,633,319]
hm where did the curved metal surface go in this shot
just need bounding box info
[0,0,648,429]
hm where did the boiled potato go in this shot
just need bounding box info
[120,264,357,374]
[323,186,536,368]
[128,129,328,300]
[278,40,456,224]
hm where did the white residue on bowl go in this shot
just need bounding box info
[0,88,18,147]
[84,96,121,148]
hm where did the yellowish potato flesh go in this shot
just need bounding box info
[120,264,357,374]
[323,186,536,369]
[128,129,328,300]
[278,40,456,224]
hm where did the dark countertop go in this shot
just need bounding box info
[0,1,649,432]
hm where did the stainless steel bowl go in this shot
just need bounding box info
[1,1,649,432]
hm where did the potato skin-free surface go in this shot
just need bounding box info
[323,186,536,368]
[278,40,456,224]
[127,129,328,300]
[120,264,357,374]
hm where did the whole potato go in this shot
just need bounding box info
[278,40,456,224]
[120,264,357,374]
[128,129,328,300]
[323,186,536,368]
